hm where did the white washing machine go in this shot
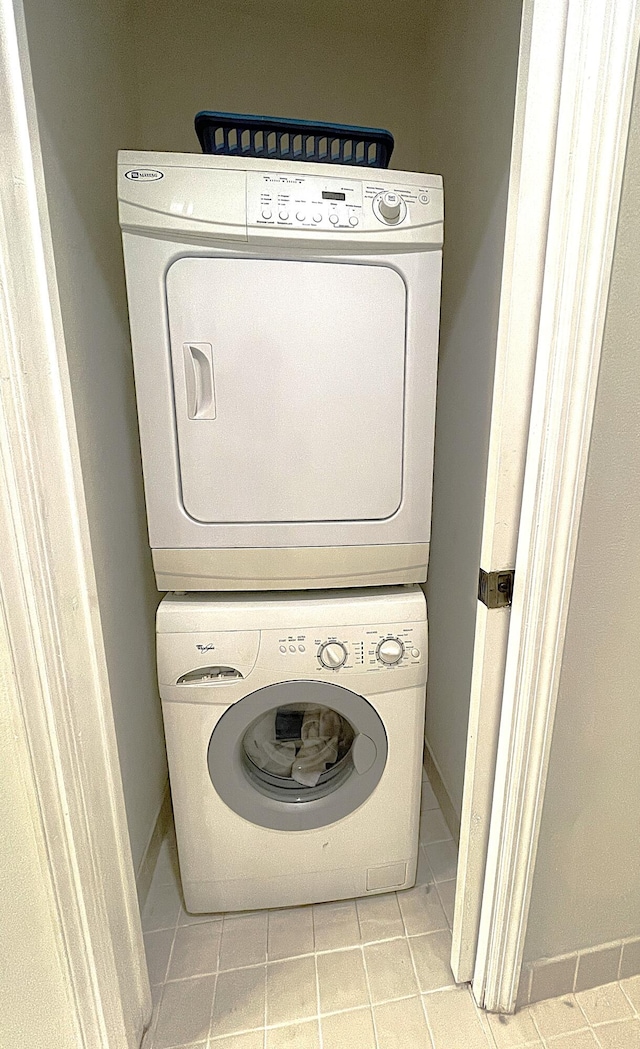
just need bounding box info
[118,151,443,592]
[157,586,427,913]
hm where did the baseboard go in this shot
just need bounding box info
[517,935,640,1009]
[423,736,461,843]
[136,783,171,911]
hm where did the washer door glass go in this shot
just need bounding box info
[243,702,356,800]
[207,680,388,831]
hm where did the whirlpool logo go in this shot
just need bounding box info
[125,168,164,181]
[196,643,216,653]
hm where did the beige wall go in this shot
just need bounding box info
[131,0,430,170]
[524,72,640,963]
[22,0,167,874]
[423,0,522,815]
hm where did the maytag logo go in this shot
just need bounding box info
[125,168,164,181]
[196,643,216,653]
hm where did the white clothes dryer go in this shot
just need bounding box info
[156,585,427,913]
[118,151,443,592]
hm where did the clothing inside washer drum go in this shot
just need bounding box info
[242,702,356,790]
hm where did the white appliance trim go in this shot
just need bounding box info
[472,0,640,1014]
[152,542,429,591]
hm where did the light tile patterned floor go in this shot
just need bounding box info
[142,773,640,1049]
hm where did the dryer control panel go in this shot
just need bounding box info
[247,171,435,235]
[118,150,443,249]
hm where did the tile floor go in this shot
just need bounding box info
[142,772,640,1049]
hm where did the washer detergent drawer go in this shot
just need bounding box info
[165,257,406,525]
[157,630,260,686]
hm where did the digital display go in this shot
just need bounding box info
[322,191,346,201]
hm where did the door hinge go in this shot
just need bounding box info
[478,568,515,609]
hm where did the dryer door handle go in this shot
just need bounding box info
[183,343,216,419]
[352,733,377,774]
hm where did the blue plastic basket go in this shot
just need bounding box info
[194,111,394,168]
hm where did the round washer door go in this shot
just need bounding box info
[207,680,388,831]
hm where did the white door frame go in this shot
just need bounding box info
[471,0,640,1014]
[1,0,638,1043]
[0,0,151,1046]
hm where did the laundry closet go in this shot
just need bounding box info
[19,0,523,1017]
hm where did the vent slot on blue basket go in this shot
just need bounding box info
[194,111,394,168]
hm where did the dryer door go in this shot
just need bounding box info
[207,680,388,831]
[165,257,406,525]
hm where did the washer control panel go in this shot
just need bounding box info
[377,638,404,665]
[318,641,348,668]
[247,171,435,234]
[272,623,424,674]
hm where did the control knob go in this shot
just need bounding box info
[319,641,347,669]
[378,191,402,222]
[377,638,404,665]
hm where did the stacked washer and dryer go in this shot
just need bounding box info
[118,149,443,912]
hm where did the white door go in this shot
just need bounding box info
[165,258,406,524]
[446,0,567,983]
